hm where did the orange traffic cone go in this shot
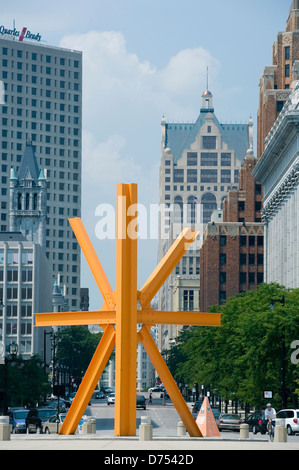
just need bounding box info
[196,397,221,437]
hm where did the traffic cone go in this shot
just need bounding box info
[195,397,221,437]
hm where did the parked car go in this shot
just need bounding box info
[107,393,115,405]
[136,395,146,410]
[148,385,165,393]
[191,400,203,416]
[103,387,114,395]
[8,408,29,434]
[68,392,77,402]
[25,408,57,434]
[93,391,105,400]
[43,413,67,434]
[244,412,267,435]
[218,413,242,432]
[211,408,221,424]
[276,409,299,436]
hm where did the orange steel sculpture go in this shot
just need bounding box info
[35,183,221,437]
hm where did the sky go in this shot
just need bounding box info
[1,0,291,310]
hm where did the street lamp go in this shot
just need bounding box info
[269,295,287,409]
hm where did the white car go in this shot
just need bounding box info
[107,393,115,405]
[276,409,299,436]
[43,414,67,434]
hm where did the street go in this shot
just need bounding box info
[85,394,299,443]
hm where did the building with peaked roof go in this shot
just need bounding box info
[158,89,252,350]
[9,141,47,252]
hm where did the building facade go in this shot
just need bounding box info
[257,0,299,158]
[0,33,82,310]
[253,82,299,288]
[158,89,252,349]
[0,232,52,359]
[200,149,264,311]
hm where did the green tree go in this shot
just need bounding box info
[0,355,50,409]
[55,326,103,386]
[166,283,299,410]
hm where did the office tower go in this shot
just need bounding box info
[0,32,82,310]
[257,0,299,158]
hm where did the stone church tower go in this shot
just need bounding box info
[9,141,47,251]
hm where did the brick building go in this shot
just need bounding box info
[257,0,299,158]
[200,149,264,311]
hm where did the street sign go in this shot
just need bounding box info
[264,390,273,399]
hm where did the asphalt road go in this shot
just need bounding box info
[85,395,299,444]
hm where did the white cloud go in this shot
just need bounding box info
[82,131,142,183]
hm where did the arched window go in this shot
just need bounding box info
[25,193,30,211]
[201,193,217,224]
[17,193,22,210]
[187,196,196,224]
[173,196,183,224]
[33,193,38,211]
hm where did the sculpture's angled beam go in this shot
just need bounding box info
[35,310,116,327]
[69,218,116,310]
[59,324,116,435]
[139,310,222,327]
[138,228,199,309]
[139,326,202,438]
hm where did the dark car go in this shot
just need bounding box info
[244,412,267,435]
[136,395,146,410]
[25,408,57,434]
[191,400,203,416]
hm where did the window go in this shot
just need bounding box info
[220,254,226,266]
[174,196,183,224]
[202,136,216,149]
[285,64,290,77]
[240,236,247,247]
[240,254,247,265]
[187,169,197,183]
[201,193,217,223]
[249,273,255,284]
[220,272,226,284]
[219,291,226,303]
[255,184,262,195]
[173,169,184,183]
[220,236,226,247]
[257,273,264,285]
[221,153,231,166]
[257,254,264,265]
[255,201,262,212]
[187,152,197,166]
[249,254,255,265]
[257,236,264,247]
[240,272,246,284]
[201,170,217,183]
[238,201,245,212]
[183,290,194,311]
[221,170,231,183]
[249,236,255,247]
[285,46,290,61]
[201,153,217,166]
[277,101,284,112]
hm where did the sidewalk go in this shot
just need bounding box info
[0,434,297,450]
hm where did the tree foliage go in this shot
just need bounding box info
[55,326,103,385]
[166,284,299,410]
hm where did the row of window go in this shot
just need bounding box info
[1,47,80,67]
[0,250,33,265]
[169,169,239,185]
[0,286,32,300]
[0,269,32,282]
[183,152,233,167]
[219,253,264,266]
[219,272,264,285]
